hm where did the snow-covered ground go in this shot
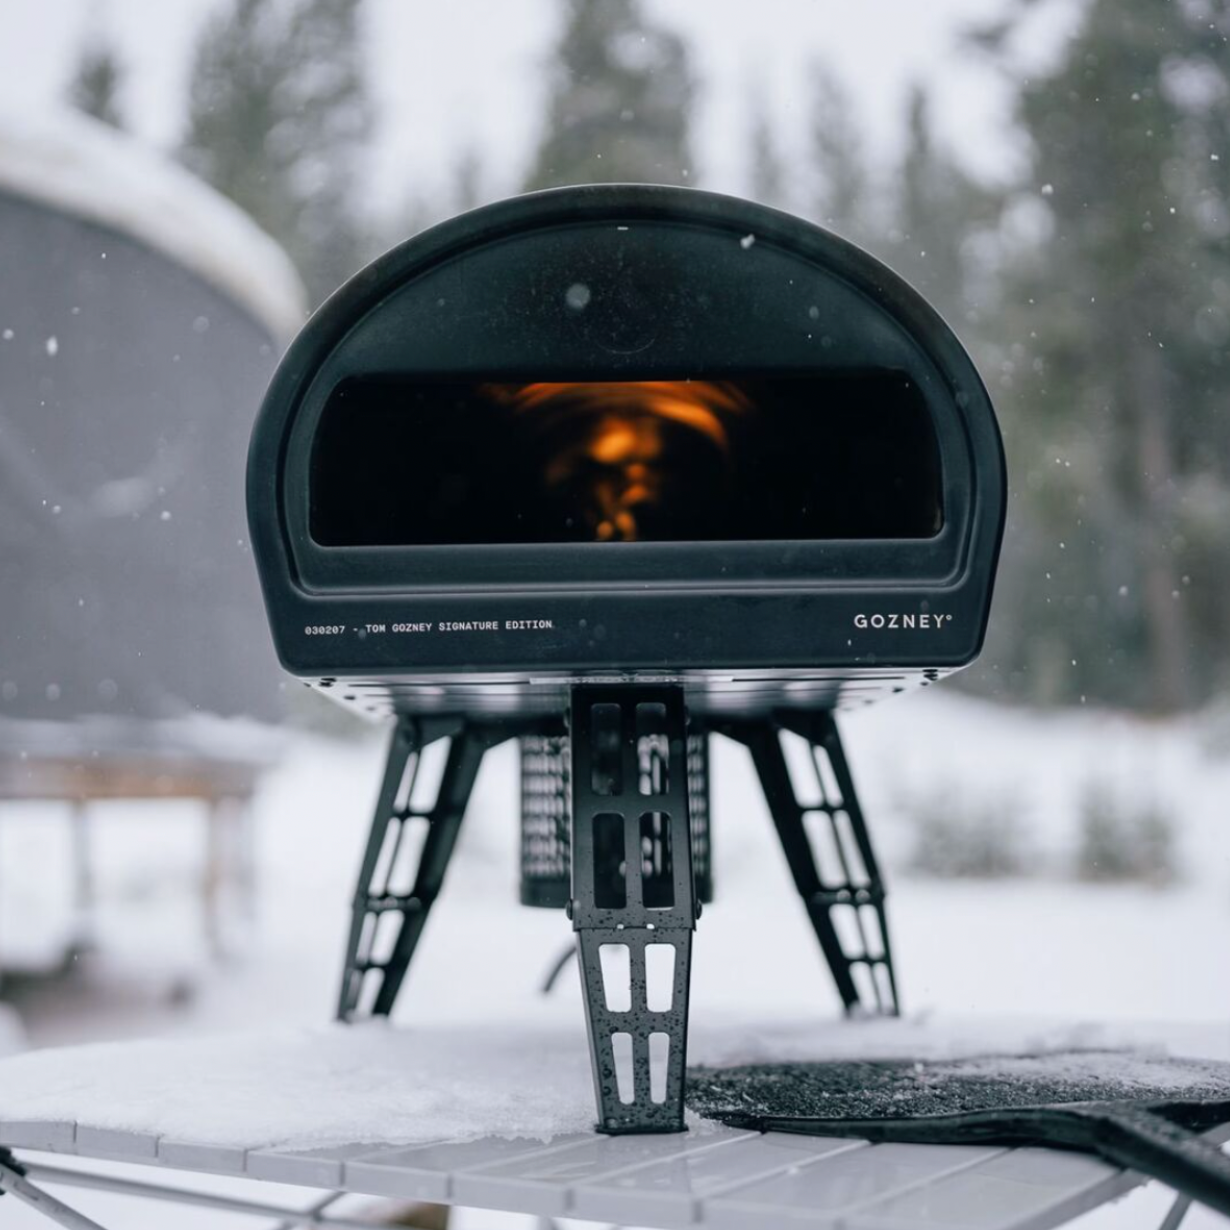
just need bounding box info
[1,689,1227,1226]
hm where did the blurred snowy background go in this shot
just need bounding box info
[1,0,1228,1226]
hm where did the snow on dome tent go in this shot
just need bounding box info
[0,108,306,957]
[247,184,1007,1136]
[0,108,304,342]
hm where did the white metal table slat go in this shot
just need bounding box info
[0,1116,1146,1229]
[570,1130,867,1227]
[245,1141,398,1187]
[702,1141,1008,1229]
[344,1132,594,1202]
[452,1122,751,1216]
[844,1146,1138,1230]
[0,1121,75,1152]
[155,1138,248,1176]
[71,1126,159,1161]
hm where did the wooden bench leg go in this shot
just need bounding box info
[203,796,258,961]
[68,801,96,957]
[203,799,227,961]
[235,800,258,925]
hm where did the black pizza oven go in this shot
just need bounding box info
[247,185,1006,1135]
[247,185,1004,719]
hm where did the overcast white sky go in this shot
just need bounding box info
[0,0,1079,222]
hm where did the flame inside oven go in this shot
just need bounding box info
[483,381,752,542]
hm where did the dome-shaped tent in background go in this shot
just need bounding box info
[0,109,305,733]
[0,111,306,961]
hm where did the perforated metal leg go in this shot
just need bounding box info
[726,711,899,1016]
[338,716,504,1021]
[570,685,697,1134]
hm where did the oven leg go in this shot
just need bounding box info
[337,716,496,1021]
[731,712,899,1016]
[570,685,697,1134]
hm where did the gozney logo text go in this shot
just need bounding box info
[854,613,953,631]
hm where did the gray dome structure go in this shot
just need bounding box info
[0,109,305,729]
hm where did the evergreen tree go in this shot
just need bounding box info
[975,0,1230,712]
[808,64,869,245]
[180,0,374,305]
[887,86,996,332]
[67,29,126,129]
[747,86,788,209]
[524,0,695,191]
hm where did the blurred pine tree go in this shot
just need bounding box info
[179,0,374,306]
[807,64,870,246]
[747,85,788,210]
[975,0,1230,711]
[67,28,126,129]
[886,86,1000,337]
[524,0,695,191]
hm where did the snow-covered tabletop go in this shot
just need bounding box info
[0,1015,1208,1228]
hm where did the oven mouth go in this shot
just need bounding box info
[309,372,943,549]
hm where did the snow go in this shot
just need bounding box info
[0,690,1227,1225]
[839,690,1230,880]
[1,1015,1224,1154]
[943,1051,1229,1097]
[0,108,305,341]
[0,1020,595,1148]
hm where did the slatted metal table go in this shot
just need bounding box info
[0,1111,1152,1229]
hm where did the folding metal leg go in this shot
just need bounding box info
[727,711,899,1016]
[0,1152,107,1230]
[569,686,697,1134]
[337,716,502,1021]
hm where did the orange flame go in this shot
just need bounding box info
[485,381,749,541]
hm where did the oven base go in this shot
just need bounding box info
[335,689,898,1133]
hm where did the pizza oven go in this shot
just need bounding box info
[247,185,1006,1135]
